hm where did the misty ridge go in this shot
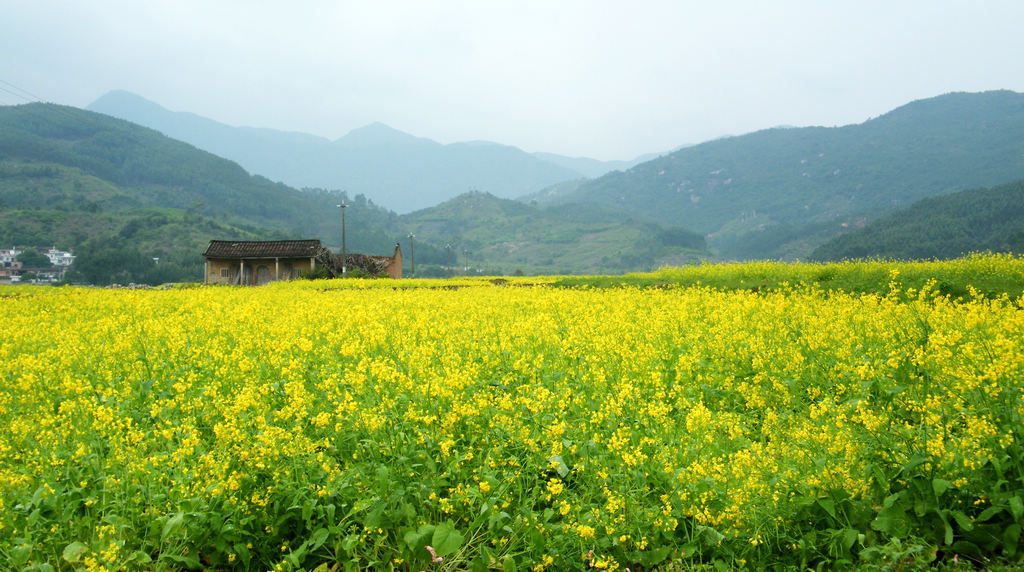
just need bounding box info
[86,91,657,213]
[3,88,1024,284]
[88,89,1024,261]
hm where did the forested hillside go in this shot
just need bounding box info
[402,191,706,275]
[538,90,1024,259]
[811,179,1024,260]
[0,103,401,283]
[10,92,1019,281]
[0,103,702,282]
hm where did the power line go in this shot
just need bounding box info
[0,80,45,104]
[0,78,108,131]
[0,85,32,105]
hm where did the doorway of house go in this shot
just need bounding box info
[256,265,271,285]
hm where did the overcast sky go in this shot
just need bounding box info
[3,1,1024,160]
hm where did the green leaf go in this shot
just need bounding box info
[62,542,88,563]
[817,498,837,520]
[308,527,330,551]
[10,541,31,567]
[404,523,435,554]
[352,497,374,512]
[871,505,910,537]
[161,512,184,543]
[939,511,953,545]
[900,455,929,476]
[840,528,858,551]
[949,540,983,558]
[471,545,494,572]
[1009,495,1024,521]
[290,526,330,564]
[932,478,951,497]
[696,524,726,547]
[233,542,251,566]
[1002,523,1021,556]
[548,455,570,478]
[502,555,517,572]
[470,553,489,572]
[976,505,1003,523]
[364,502,386,529]
[126,550,152,564]
[950,510,974,532]
[637,546,671,566]
[872,465,888,492]
[341,534,359,553]
[432,522,465,557]
[401,500,416,520]
[160,552,202,568]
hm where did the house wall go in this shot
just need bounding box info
[384,246,402,279]
[205,257,315,285]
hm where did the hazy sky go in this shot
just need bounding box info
[3,1,1024,160]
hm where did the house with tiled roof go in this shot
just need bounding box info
[202,239,402,285]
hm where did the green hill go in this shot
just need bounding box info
[399,191,706,275]
[538,90,1024,260]
[0,103,703,281]
[0,103,402,283]
[810,179,1024,261]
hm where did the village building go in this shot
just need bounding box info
[0,264,22,283]
[1,249,22,283]
[202,239,402,285]
[0,246,75,284]
[0,248,21,267]
[45,246,75,267]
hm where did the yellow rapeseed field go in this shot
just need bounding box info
[1,258,1023,570]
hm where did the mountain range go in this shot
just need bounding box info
[4,89,1024,284]
[536,90,1024,259]
[86,89,1024,262]
[86,91,655,213]
[0,102,701,282]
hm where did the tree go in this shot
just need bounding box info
[16,247,51,268]
[72,234,154,285]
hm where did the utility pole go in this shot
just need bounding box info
[463,248,469,274]
[336,203,347,276]
[445,243,452,274]
[408,233,415,277]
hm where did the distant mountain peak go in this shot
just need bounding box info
[354,121,399,132]
[336,122,430,146]
[89,90,168,114]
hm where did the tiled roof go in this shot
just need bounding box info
[203,240,324,258]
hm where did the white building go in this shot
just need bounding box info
[0,247,75,284]
[44,247,75,267]
[0,249,23,283]
[0,248,22,266]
